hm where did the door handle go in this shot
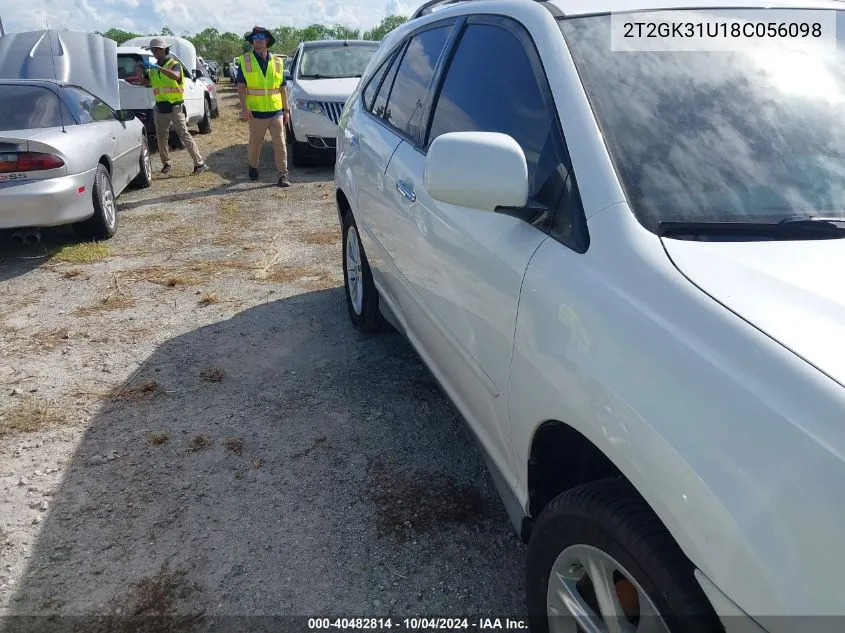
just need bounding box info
[396,179,416,202]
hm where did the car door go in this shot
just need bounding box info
[357,22,456,310]
[381,17,573,483]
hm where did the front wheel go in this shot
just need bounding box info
[342,212,383,333]
[73,163,117,240]
[130,135,152,189]
[526,478,723,633]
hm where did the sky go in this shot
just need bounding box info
[1,0,421,37]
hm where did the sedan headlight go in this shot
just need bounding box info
[295,99,323,115]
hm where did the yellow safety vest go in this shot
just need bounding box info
[239,52,284,112]
[149,57,184,104]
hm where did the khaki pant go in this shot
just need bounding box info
[248,115,288,178]
[154,106,204,167]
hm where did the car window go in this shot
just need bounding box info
[427,23,566,209]
[298,45,379,79]
[371,45,403,121]
[0,85,65,131]
[61,86,115,123]
[380,26,452,138]
[362,50,397,112]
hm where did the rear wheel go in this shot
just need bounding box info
[73,163,117,240]
[130,135,152,189]
[342,212,383,333]
[526,478,722,633]
[198,99,212,134]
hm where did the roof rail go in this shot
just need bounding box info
[410,0,470,20]
[410,0,547,21]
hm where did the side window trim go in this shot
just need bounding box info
[419,14,590,253]
[362,18,458,147]
[360,43,404,113]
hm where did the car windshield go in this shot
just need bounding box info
[298,45,378,78]
[0,85,64,131]
[560,9,845,231]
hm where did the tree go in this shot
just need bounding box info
[363,15,408,41]
[99,28,141,45]
[333,25,362,40]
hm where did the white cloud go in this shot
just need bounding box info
[2,0,425,37]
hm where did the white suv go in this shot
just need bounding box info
[286,39,379,166]
[335,1,845,632]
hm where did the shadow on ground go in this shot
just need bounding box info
[3,288,525,632]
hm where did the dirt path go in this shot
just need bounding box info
[0,84,525,630]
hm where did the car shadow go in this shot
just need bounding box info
[0,226,82,283]
[2,288,526,631]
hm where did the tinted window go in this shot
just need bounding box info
[382,26,451,137]
[428,23,565,207]
[562,10,845,230]
[371,45,402,120]
[363,52,395,112]
[62,86,115,123]
[0,85,64,131]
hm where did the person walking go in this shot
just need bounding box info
[136,37,209,175]
[237,26,291,187]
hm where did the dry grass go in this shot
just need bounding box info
[301,229,339,246]
[256,265,337,289]
[147,430,171,445]
[52,242,112,264]
[113,380,165,401]
[31,327,71,350]
[61,268,82,279]
[125,210,178,224]
[0,398,66,437]
[199,367,226,382]
[0,297,36,324]
[224,437,245,456]
[73,295,137,317]
[122,563,201,620]
[197,292,220,307]
[187,434,213,453]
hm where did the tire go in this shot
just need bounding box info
[198,99,212,134]
[211,104,220,119]
[526,478,723,633]
[130,135,152,189]
[287,123,312,168]
[73,163,117,240]
[168,129,184,150]
[342,212,383,333]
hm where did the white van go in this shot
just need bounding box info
[116,36,212,149]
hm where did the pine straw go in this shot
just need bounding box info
[73,295,137,317]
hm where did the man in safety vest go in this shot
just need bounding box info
[237,26,290,187]
[136,37,209,175]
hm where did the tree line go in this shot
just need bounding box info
[98,16,408,63]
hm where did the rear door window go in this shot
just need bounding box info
[61,86,116,123]
[0,85,65,131]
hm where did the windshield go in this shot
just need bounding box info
[0,85,64,131]
[560,9,845,231]
[298,45,378,78]
[118,53,154,80]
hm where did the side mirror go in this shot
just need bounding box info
[424,132,528,212]
[284,70,291,83]
[115,110,136,122]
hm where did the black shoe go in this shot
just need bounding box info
[193,163,210,175]
[277,176,291,188]
[248,167,258,181]
[161,164,172,174]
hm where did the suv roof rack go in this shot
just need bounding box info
[410,0,547,21]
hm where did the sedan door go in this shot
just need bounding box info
[381,17,575,484]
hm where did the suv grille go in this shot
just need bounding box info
[318,101,345,125]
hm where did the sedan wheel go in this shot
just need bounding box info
[73,163,117,240]
[131,135,153,189]
[346,224,364,316]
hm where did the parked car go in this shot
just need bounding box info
[0,30,150,242]
[230,56,240,83]
[194,58,219,119]
[117,35,212,149]
[286,40,378,166]
[334,1,845,632]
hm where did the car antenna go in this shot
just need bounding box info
[45,21,67,133]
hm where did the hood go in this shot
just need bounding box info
[293,77,360,101]
[0,30,119,110]
[121,36,197,75]
[663,237,845,388]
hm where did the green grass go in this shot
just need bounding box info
[53,242,112,264]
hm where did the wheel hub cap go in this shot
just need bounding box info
[547,544,670,633]
[346,226,363,315]
[99,171,116,228]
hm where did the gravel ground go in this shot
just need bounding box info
[0,84,526,631]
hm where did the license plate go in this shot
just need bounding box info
[0,172,28,182]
